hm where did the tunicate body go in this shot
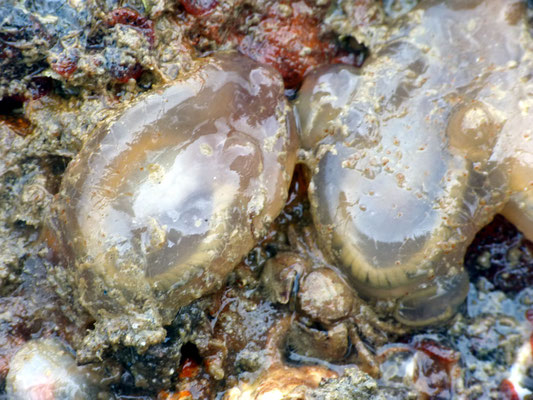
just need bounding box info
[6,338,109,400]
[295,0,533,325]
[50,53,298,352]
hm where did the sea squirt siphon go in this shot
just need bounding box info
[49,53,298,358]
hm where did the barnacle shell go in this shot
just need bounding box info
[223,365,337,400]
[295,0,533,326]
[49,53,297,349]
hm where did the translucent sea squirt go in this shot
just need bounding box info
[49,53,297,356]
[6,338,109,399]
[295,0,533,326]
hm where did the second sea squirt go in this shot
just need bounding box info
[49,53,298,358]
[295,0,533,326]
